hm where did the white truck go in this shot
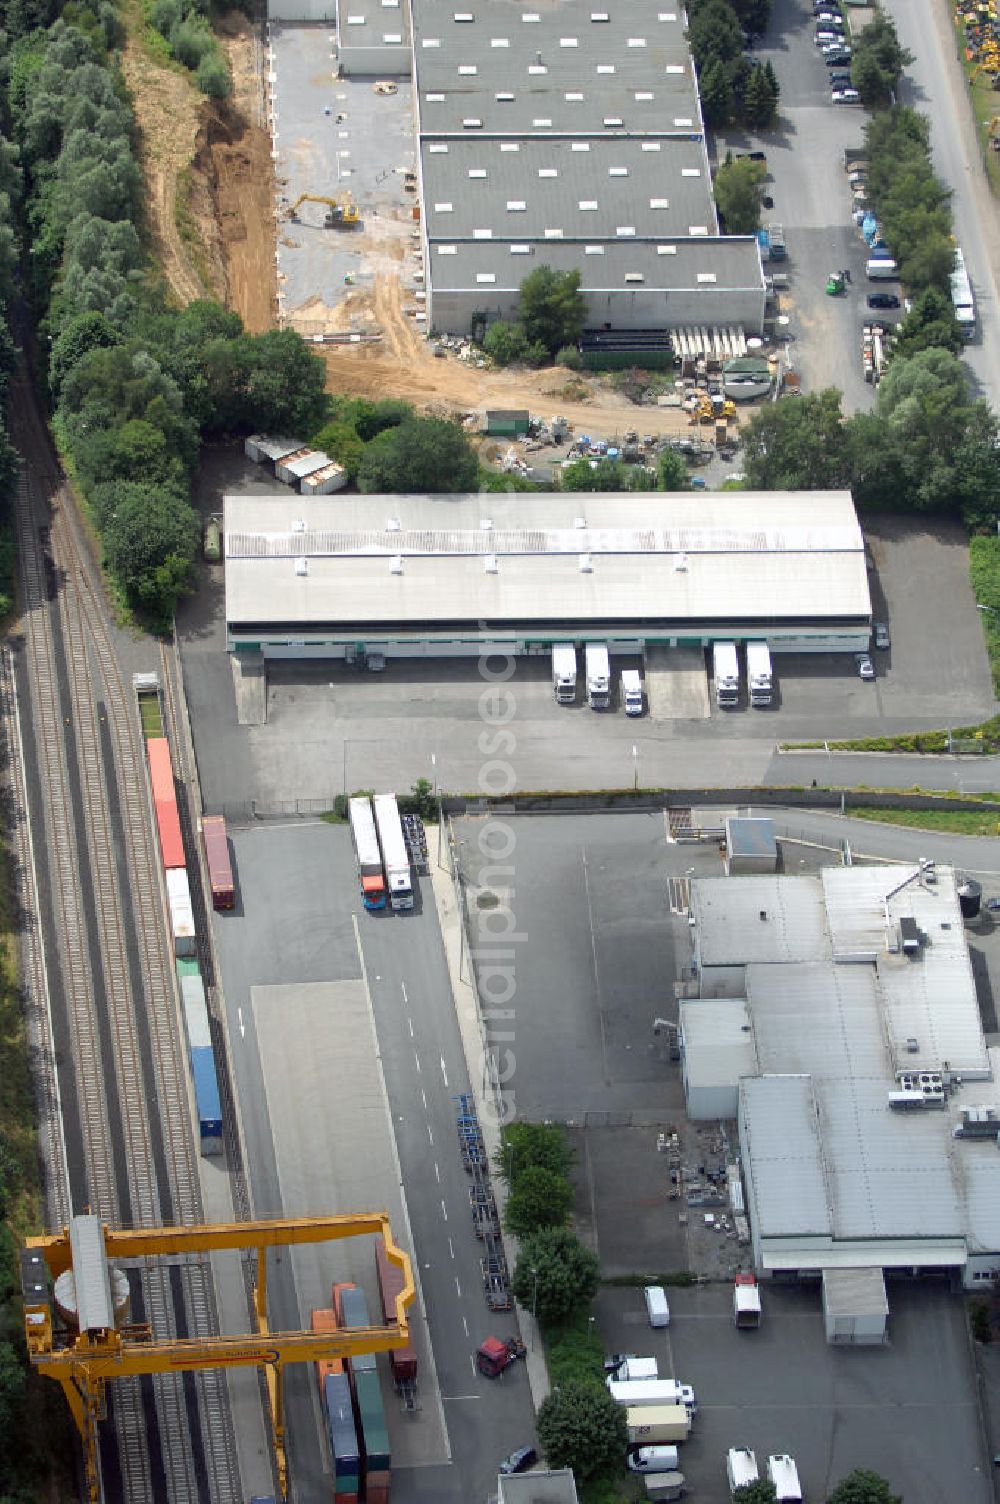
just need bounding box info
[734,1273,762,1329]
[746,641,773,707]
[585,642,611,710]
[727,1447,759,1497]
[372,793,414,912]
[767,1454,803,1502]
[621,668,644,716]
[712,641,740,709]
[606,1356,658,1381]
[608,1378,696,1413]
[552,644,578,704]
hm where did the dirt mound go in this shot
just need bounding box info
[195,101,276,332]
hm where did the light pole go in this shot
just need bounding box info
[632,743,639,792]
[530,1265,539,1348]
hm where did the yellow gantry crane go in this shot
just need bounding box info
[22,1212,414,1503]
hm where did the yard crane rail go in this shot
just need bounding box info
[23,1213,414,1503]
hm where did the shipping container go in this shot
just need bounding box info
[181,976,211,1050]
[166,868,196,957]
[190,1046,223,1155]
[353,1368,391,1473]
[312,1308,344,1389]
[374,1234,417,1384]
[336,1286,377,1373]
[202,815,235,910]
[323,1373,361,1482]
[300,460,347,495]
[147,738,185,869]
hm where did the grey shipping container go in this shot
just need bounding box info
[323,1374,360,1477]
[340,1287,377,1372]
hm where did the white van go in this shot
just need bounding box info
[866,257,898,280]
[727,1447,759,1496]
[628,1445,680,1473]
[644,1285,670,1328]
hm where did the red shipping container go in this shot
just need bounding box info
[334,1494,358,1504]
[365,1481,390,1504]
[311,1308,343,1390]
[202,814,235,909]
[147,739,185,869]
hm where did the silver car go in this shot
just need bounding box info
[855,653,875,680]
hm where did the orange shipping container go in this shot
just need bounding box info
[312,1308,343,1389]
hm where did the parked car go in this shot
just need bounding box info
[855,653,875,680]
[500,1447,538,1476]
[816,12,846,24]
[824,48,852,63]
[832,87,861,101]
[873,622,890,649]
[829,71,852,85]
[816,29,840,42]
[737,149,767,163]
[867,292,900,309]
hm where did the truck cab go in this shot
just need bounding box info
[621,668,644,716]
[727,1447,759,1496]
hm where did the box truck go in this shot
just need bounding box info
[727,1448,759,1496]
[608,1379,696,1413]
[768,1454,803,1502]
[585,643,611,709]
[552,644,578,704]
[621,668,644,716]
[626,1405,691,1445]
[734,1273,762,1329]
[746,642,773,707]
[712,642,740,708]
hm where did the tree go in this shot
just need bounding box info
[742,388,851,490]
[505,1166,574,1237]
[100,482,200,621]
[734,1483,777,1504]
[497,1121,574,1185]
[657,448,691,490]
[849,12,911,109]
[891,287,963,359]
[826,1469,901,1504]
[311,420,366,481]
[536,1380,627,1483]
[699,58,733,127]
[196,53,232,99]
[518,266,586,356]
[483,320,546,367]
[714,153,765,233]
[357,415,479,493]
[242,328,329,434]
[511,1228,600,1324]
[688,0,744,70]
[560,458,631,491]
[742,63,777,128]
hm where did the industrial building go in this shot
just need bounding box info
[222,489,873,659]
[410,0,766,337]
[335,0,412,76]
[680,865,1000,1309]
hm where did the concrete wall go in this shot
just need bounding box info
[338,42,412,75]
[429,286,766,338]
[268,0,336,20]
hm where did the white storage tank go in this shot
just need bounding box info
[55,1265,130,1329]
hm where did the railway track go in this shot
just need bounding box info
[7,360,240,1504]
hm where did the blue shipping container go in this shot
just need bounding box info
[191,1045,223,1155]
[324,1374,361,1478]
[339,1288,376,1373]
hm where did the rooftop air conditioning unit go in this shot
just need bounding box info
[390,554,404,574]
[295,557,308,576]
[292,518,306,533]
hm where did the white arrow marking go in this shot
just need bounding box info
[440,1056,449,1087]
[238,1007,245,1039]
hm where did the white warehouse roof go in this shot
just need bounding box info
[224,490,872,638]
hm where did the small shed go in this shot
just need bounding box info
[726,817,778,875]
[822,1267,888,1345]
[275,449,331,487]
[485,408,530,437]
[300,461,347,496]
[244,434,301,466]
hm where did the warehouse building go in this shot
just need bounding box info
[411,0,765,337]
[222,489,872,659]
[335,0,412,75]
[681,865,1000,1300]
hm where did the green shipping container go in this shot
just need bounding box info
[353,1370,390,1472]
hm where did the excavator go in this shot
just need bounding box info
[286,193,360,227]
[988,116,1000,151]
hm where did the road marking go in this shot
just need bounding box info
[455,1276,462,1298]
[441,1199,448,1222]
[440,1056,449,1087]
[427,1124,434,1145]
[581,847,610,1085]
[442,1392,480,1401]
[462,1315,469,1337]
[421,1088,428,1110]
[435,1162,441,1184]
[448,1237,455,1259]
[237,1006,245,1040]
[402,981,408,1005]
[414,1052,421,1073]
[408,1016,414,1038]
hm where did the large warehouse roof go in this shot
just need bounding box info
[686,865,1000,1275]
[224,490,872,634]
[429,238,760,293]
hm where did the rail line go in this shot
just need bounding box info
[8,360,240,1504]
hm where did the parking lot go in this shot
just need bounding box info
[594,1280,991,1504]
[716,0,882,411]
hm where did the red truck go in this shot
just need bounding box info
[374,1235,418,1387]
[201,814,235,910]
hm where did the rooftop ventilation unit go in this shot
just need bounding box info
[905,1037,919,1053]
[896,1070,945,1104]
[387,517,401,531]
[574,516,587,529]
[579,553,593,572]
[294,557,308,576]
[954,1106,1000,1139]
[888,1090,929,1111]
[899,916,922,952]
[484,553,498,573]
[674,553,688,571]
[292,518,306,533]
[480,518,493,530]
[390,554,403,574]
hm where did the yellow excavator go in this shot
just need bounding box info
[286,193,360,227]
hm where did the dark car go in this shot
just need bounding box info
[829,70,852,85]
[824,49,852,64]
[500,1446,538,1476]
[867,292,901,309]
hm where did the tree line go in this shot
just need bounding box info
[688,0,779,129]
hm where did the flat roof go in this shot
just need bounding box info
[822,1266,888,1318]
[727,817,777,859]
[70,1214,114,1333]
[693,876,832,968]
[680,998,758,1088]
[740,1076,832,1238]
[336,0,411,51]
[420,134,716,241]
[224,491,872,632]
[428,235,763,293]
